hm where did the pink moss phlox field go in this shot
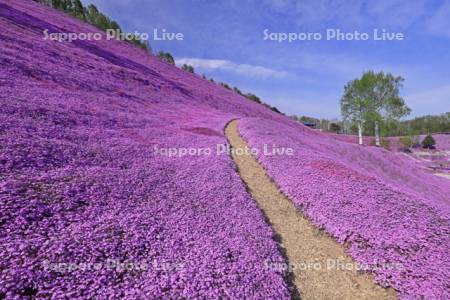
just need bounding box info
[239,117,450,299]
[1,0,449,299]
[328,133,450,174]
[0,1,291,298]
[329,132,450,152]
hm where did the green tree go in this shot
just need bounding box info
[51,0,63,10]
[71,0,85,19]
[422,134,436,149]
[341,71,410,146]
[363,71,411,145]
[372,72,410,144]
[157,51,175,65]
[245,93,261,104]
[96,13,112,31]
[340,77,370,144]
[220,82,231,90]
[399,136,413,150]
[233,87,243,95]
[329,123,341,133]
[300,116,320,124]
[85,4,100,25]
[109,20,121,33]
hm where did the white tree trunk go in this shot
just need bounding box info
[358,122,363,145]
[375,121,380,146]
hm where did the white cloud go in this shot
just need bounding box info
[176,58,288,79]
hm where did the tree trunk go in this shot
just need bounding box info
[358,122,363,145]
[375,121,380,146]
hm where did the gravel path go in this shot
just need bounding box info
[225,120,397,300]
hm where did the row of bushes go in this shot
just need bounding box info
[388,113,450,136]
[369,134,437,151]
[399,134,436,151]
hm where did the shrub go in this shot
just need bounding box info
[421,134,436,149]
[330,123,341,133]
[270,106,282,114]
[181,64,195,73]
[233,87,243,95]
[399,136,412,149]
[157,51,175,65]
[245,93,262,104]
[220,82,231,90]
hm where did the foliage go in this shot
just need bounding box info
[329,123,341,133]
[385,113,450,136]
[290,116,347,132]
[242,93,282,114]
[422,134,436,149]
[157,51,175,65]
[181,64,195,73]
[399,136,413,149]
[245,93,261,103]
[298,116,319,124]
[340,76,369,125]
[340,71,410,144]
[233,86,243,95]
[262,103,282,114]
[37,0,150,51]
[312,113,449,137]
[219,82,231,90]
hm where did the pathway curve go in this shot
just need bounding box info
[225,120,397,300]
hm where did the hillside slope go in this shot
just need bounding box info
[0,0,449,299]
[239,118,450,299]
[0,1,292,298]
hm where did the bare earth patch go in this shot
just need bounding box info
[225,120,397,300]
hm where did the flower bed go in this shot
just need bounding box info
[239,117,450,299]
[0,1,290,298]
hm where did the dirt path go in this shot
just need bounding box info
[225,120,396,300]
[435,173,450,179]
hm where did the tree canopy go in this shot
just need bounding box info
[181,64,195,73]
[341,71,410,145]
[157,51,175,65]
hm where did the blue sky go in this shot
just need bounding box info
[82,0,450,119]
